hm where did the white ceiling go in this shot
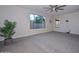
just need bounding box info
[17,5,79,15]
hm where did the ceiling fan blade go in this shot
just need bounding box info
[49,5,58,8]
[54,5,58,7]
[58,5,66,8]
[49,5,53,8]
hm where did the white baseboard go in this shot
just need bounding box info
[13,30,53,39]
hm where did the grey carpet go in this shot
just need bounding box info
[0,31,79,53]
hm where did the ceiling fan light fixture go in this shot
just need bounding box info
[53,8,55,11]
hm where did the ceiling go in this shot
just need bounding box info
[17,5,79,15]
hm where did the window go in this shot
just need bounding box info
[30,14,46,29]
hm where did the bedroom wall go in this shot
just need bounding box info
[0,6,54,40]
[54,11,79,35]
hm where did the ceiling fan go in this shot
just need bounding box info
[44,5,66,12]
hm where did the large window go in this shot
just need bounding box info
[30,14,45,29]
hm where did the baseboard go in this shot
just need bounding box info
[54,31,79,35]
[70,32,79,36]
[13,31,53,40]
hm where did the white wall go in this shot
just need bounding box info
[0,6,54,40]
[54,11,79,35]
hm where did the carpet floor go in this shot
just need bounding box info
[0,31,79,53]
